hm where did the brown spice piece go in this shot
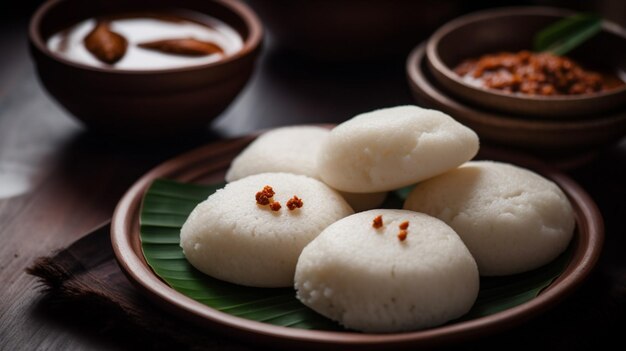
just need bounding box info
[286,196,303,210]
[255,193,270,205]
[270,202,281,211]
[84,21,128,64]
[397,230,408,241]
[262,185,275,197]
[399,221,409,230]
[138,38,224,57]
[255,185,275,206]
[372,215,383,229]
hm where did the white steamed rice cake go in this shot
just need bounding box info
[225,126,328,182]
[403,161,575,276]
[180,172,354,287]
[295,209,479,332]
[317,105,480,192]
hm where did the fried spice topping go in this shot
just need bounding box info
[286,196,303,210]
[372,215,383,229]
[371,217,409,240]
[398,221,409,241]
[269,202,281,211]
[255,186,303,213]
[397,230,408,242]
[255,185,275,206]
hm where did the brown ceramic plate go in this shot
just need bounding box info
[111,132,603,350]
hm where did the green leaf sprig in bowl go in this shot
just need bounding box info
[533,13,602,56]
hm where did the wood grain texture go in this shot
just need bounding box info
[0,14,411,351]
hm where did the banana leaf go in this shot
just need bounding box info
[140,179,572,331]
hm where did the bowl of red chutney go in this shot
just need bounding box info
[425,7,626,118]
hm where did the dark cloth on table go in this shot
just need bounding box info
[27,223,626,350]
[27,223,249,351]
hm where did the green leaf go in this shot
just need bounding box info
[140,179,342,330]
[140,178,573,331]
[533,13,602,56]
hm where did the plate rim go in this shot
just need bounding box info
[111,133,604,349]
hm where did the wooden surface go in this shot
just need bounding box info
[1,5,626,351]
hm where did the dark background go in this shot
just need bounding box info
[1,0,625,350]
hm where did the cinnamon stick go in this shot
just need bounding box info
[138,38,223,57]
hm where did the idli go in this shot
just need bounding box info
[317,105,479,192]
[225,125,387,211]
[403,161,575,276]
[295,209,479,332]
[225,126,329,182]
[181,172,354,287]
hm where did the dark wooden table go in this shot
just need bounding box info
[1,6,625,351]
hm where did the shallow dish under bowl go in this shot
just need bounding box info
[409,43,626,156]
[426,7,626,118]
[111,131,603,350]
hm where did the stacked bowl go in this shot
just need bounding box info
[406,7,626,166]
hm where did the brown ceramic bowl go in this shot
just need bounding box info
[409,43,626,157]
[29,0,263,138]
[246,0,463,61]
[111,131,603,350]
[425,7,626,118]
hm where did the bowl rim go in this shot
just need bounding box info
[426,6,626,102]
[28,0,263,75]
[408,43,626,130]
[111,132,604,349]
